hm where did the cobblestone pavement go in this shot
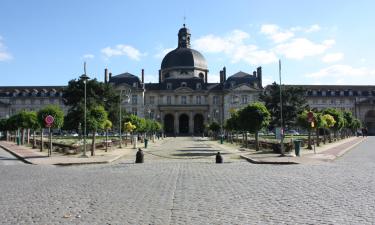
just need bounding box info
[0,137,375,224]
[0,146,23,165]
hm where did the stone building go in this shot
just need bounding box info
[1,25,375,134]
[107,25,263,135]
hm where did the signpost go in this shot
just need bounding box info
[44,115,54,157]
[307,111,316,154]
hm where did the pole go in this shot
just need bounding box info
[49,127,52,157]
[279,59,285,156]
[119,90,122,148]
[83,69,87,157]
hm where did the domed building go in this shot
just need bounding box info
[108,25,263,135]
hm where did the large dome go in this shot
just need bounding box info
[161,47,208,70]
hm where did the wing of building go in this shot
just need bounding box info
[1,25,375,135]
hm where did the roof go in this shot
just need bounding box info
[109,72,142,88]
[161,48,207,70]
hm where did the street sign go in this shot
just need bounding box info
[44,115,54,127]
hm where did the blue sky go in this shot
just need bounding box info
[1,0,374,86]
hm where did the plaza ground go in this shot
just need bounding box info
[0,137,374,224]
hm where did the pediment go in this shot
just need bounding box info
[231,84,258,91]
[174,87,194,93]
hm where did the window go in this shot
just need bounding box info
[230,82,235,88]
[322,99,326,104]
[196,96,201,104]
[231,95,239,104]
[340,99,345,104]
[149,110,155,119]
[196,83,202,90]
[149,96,155,104]
[133,82,137,88]
[241,95,248,104]
[167,96,172,105]
[313,99,318,104]
[213,96,219,105]
[330,99,335,104]
[181,96,187,104]
[132,108,137,115]
[181,82,187,87]
[167,83,172,90]
[199,73,204,79]
[132,95,138,104]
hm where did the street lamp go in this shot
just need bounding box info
[119,89,131,148]
[80,62,90,157]
[279,59,285,156]
[147,109,151,119]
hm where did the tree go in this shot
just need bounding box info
[87,105,108,156]
[124,121,137,144]
[297,110,314,149]
[0,119,7,140]
[323,108,344,140]
[224,111,239,143]
[20,111,39,147]
[63,78,119,132]
[37,105,64,152]
[322,114,336,143]
[103,119,112,152]
[238,102,271,151]
[208,122,220,138]
[259,82,307,129]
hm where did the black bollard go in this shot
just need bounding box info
[216,152,223,164]
[135,148,144,163]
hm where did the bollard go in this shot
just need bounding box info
[216,152,223,163]
[144,138,148,148]
[293,140,302,157]
[135,148,144,163]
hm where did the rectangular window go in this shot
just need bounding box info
[213,96,218,105]
[241,95,248,104]
[149,96,155,104]
[196,96,201,104]
[132,108,137,115]
[167,96,171,105]
[132,95,137,104]
[181,96,187,104]
[167,83,172,90]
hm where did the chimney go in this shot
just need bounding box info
[253,71,256,77]
[141,69,144,83]
[109,72,112,80]
[257,67,262,88]
[205,72,208,83]
[223,66,226,81]
[104,68,109,83]
[219,70,223,83]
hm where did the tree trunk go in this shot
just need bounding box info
[40,128,44,152]
[307,129,312,150]
[323,129,326,144]
[27,129,30,144]
[32,130,36,149]
[255,131,259,151]
[105,129,108,152]
[245,132,248,148]
[21,128,25,145]
[6,131,9,141]
[316,129,320,147]
[91,130,96,156]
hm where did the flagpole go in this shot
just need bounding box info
[279,59,285,156]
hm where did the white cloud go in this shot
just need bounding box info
[275,38,335,60]
[322,52,344,63]
[101,44,144,60]
[0,36,12,61]
[82,54,95,59]
[260,24,294,43]
[305,24,321,33]
[144,74,158,83]
[154,47,174,59]
[208,73,220,83]
[305,64,375,80]
[193,30,277,65]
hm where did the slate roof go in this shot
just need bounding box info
[109,72,142,88]
[161,48,207,70]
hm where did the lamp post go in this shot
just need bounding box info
[279,59,285,156]
[119,89,131,148]
[80,63,90,157]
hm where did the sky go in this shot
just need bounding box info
[1,0,375,86]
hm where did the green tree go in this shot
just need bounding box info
[322,108,344,140]
[63,78,119,132]
[87,105,108,156]
[209,121,221,138]
[37,105,64,152]
[322,113,336,143]
[0,119,7,140]
[224,111,239,143]
[259,82,307,129]
[238,102,271,151]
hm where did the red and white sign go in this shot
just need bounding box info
[307,111,314,123]
[44,115,54,127]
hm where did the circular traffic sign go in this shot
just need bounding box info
[44,115,54,125]
[307,111,314,122]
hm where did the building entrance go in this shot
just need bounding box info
[164,114,174,134]
[194,114,204,134]
[365,110,375,135]
[179,114,189,134]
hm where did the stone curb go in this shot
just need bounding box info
[0,142,126,166]
[0,143,34,164]
[240,155,299,165]
[333,137,367,159]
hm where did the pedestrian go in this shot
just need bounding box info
[362,128,365,137]
[364,127,368,137]
[216,152,223,163]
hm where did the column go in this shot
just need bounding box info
[174,111,179,135]
[189,111,194,134]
